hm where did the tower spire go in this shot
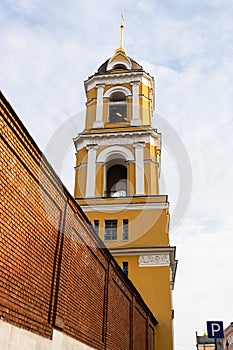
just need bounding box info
[115,15,127,55]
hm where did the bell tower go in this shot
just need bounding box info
[74,21,177,350]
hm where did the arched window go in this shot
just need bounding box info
[112,64,128,70]
[106,164,127,197]
[109,91,127,122]
[97,146,133,198]
[105,155,127,197]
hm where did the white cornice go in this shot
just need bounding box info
[109,246,175,256]
[80,202,168,212]
[85,72,153,91]
[73,130,160,150]
[109,246,177,289]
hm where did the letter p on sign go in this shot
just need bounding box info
[207,321,224,338]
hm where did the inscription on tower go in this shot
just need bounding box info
[139,254,170,267]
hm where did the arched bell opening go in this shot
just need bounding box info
[105,156,127,197]
[109,91,127,122]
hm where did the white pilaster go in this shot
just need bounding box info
[85,145,98,197]
[93,84,105,128]
[133,142,145,195]
[130,81,140,126]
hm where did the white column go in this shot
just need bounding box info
[133,142,145,195]
[131,81,141,126]
[93,84,105,128]
[85,145,98,197]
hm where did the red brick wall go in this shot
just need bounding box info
[0,91,156,350]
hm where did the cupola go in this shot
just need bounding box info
[83,20,154,129]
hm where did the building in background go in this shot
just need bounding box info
[73,22,177,350]
[222,322,233,350]
[196,331,223,350]
[196,332,215,350]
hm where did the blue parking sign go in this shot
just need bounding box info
[207,321,224,338]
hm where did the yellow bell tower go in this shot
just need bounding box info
[74,21,177,350]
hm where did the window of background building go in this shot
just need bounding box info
[104,220,117,241]
[122,261,128,277]
[123,219,128,240]
[94,220,99,235]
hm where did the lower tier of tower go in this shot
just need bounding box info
[75,195,177,350]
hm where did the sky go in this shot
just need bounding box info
[1,0,233,349]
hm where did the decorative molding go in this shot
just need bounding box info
[109,246,177,290]
[86,144,98,151]
[107,60,131,70]
[97,137,138,146]
[110,246,175,256]
[107,56,132,70]
[139,254,170,267]
[104,85,131,98]
[76,134,158,151]
[130,81,140,87]
[133,142,145,149]
[81,202,168,212]
[84,72,153,91]
[96,145,134,163]
[74,130,160,151]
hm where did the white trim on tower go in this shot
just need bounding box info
[85,145,98,197]
[107,59,132,71]
[84,72,153,92]
[104,85,131,98]
[131,81,141,126]
[134,142,145,195]
[96,145,134,163]
[93,84,105,128]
